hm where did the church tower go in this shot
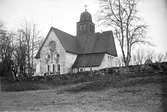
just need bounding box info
[77,8,95,36]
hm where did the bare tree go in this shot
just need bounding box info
[12,30,27,77]
[155,53,165,63]
[30,24,42,73]
[144,50,154,64]
[133,49,145,65]
[0,23,16,79]
[115,56,124,67]
[156,53,164,63]
[146,51,154,61]
[18,22,41,76]
[165,52,167,62]
[97,0,148,66]
[0,21,42,78]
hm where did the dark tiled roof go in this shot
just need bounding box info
[52,27,79,53]
[77,31,117,56]
[72,53,104,67]
[93,31,117,56]
[35,27,117,59]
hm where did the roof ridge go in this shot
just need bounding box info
[51,26,75,38]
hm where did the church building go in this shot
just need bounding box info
[34,9,117,75]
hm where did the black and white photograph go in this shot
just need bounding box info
[0,0,167,111]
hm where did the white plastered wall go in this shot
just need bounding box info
[34,29,77,75]
[65,52,77,73]
[76,53,117,72]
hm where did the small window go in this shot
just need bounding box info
[57,54,60,58]
[108,55,110,59]
[79,68,83,72]
[48,55,50,59]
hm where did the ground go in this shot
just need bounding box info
[0,76,165,112]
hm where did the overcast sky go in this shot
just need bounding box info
[0,0,167,55]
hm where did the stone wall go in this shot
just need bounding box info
[35,29,76,75]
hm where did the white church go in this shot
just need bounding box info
[34,9,117,76]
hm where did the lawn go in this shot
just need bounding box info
[0,72,166,112]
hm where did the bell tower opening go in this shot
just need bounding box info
[77,8,95,36]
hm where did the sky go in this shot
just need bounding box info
[0,0,167,55]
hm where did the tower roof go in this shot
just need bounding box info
[80,10,92,22]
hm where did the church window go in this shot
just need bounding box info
[48,54,50,59]
[79,68,83,72]
[51,52,54,62]
[108,55,110,60]
[53,64,55,73]
[48,65,50,72]
[49,41,56,52]
[56,54,60,63]
[58,64,60,72]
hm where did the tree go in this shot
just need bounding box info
[132,49,145,65]
[115,56,124,67]
[17,22,41,76]
[0,23,16,79]
[12,30,27,77]
[165,52,167,62]
[155,53,165,63]
[0,21,42,79]
[97,0,147,66]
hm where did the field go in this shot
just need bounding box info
[0,71,167,112]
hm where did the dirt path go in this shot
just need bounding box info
[0,82,163,112]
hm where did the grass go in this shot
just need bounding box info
[1,80,47,91]
[0,71,167,111]
[65,72,167,93]
[1,70,167,92]
[0,74,98,92]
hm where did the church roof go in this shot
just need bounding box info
[78,31,117,56]
[72,53,104,67]
[35,27,117,58]
[52,27,79,53]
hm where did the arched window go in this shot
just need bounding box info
[56,54,60,63]
[53,64,55,73]
[51,52,54,62]
[49,41,56,52]
[58,64,60,73]
[47,54,50,59]
[48,65,50,72]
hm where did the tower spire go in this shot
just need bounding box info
[77,6,95,35]
[84,4,87,11]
